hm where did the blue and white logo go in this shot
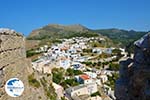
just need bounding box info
[5,78,24,97]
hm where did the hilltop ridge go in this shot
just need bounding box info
[28,24,94,40]
[27,24,148,49]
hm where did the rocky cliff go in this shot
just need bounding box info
[0,28,48,100]
[115,33,150,100]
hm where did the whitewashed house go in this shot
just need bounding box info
[59,59,71,69]
[71,62,83,70]
[68,47,77,54]
[78,74,93,84]
[86,83,98,94]
[32,59,44,72]
[84,72,97,79]
[87,96,102,100]
[76,57,87,62]
[65,83,98,98]
[39,45,48,52]
[99,74,108,83]
[103,48,112,54]
[52,82,64,99]
[92,48,102,54]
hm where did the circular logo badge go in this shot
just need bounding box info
[5,78,24,97]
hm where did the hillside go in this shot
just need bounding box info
[27,24,148,49]
[94,28,148,47]
[27,24,99,40]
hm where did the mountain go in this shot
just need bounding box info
[27,24,148,49]
[94,28,148,46]
[27,24,99,40]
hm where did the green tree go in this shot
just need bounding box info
[106,73,119,90]
[28,73,41,88]
[61,97,67,100]
[112,49,124,59]
[83,49,92,53]
[109,63,120,71]
[52,68,65,84]
[66,68,74,76]
[64,79,79,86]
[73,70,83,75]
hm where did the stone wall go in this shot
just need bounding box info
[0,28,47,100]
[0,29,26,69]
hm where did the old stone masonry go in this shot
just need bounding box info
[0,28,34,100]
[115,32,150,100]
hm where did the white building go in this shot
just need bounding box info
[32,59,45,72]
[87,96,102,100]
[32,58,54,74]
[40,45,48,52]
[77,74,93,84]
[99,74,108,83]
[65,83,98,98]
[86,83,98,94]
[52,82,64,99]
[71,62,84,70]
[59,59,71,69]
[92,48,102,54]
[84,72,97,79]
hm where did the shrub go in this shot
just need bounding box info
[26,49,41,57]
[64,79,79,86]
[52,68,64,84]
[83,49,92,53]
[105,73,119,90]
[73,70,83,75]
[28,73,41,88]
[40,77,57,100]
[91,91,101,97]
[109,63,120,71]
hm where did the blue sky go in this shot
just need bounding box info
[0,0,149,36]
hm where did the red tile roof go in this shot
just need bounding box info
[79,74,90,80]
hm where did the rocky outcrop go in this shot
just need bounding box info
[115,33,150,100]
[0,28,48,100]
